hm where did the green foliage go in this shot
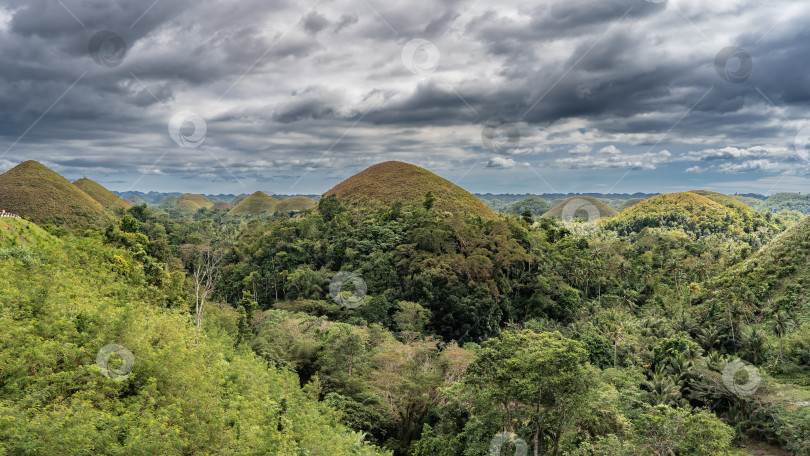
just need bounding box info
[0,228,388,456]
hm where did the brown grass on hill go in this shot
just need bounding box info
[323,161,497,220]
[73,177,130,210]
[0,161,110,226]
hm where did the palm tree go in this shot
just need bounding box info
[772,311,791,364]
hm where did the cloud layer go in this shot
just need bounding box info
[0,0,809,194]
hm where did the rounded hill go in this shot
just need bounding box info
[73,177,130,210]
[276,196,316,212]
[542,196,617,222]
[229,191,278,216]
[502,196,551,217]
[323,161,498,220]
[175,193,214,213]
[0,161,109,226]
[604,191,783,240]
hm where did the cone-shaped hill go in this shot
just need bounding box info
[502,196,551,216]
[212,201,233,210]
[542,196,617,222]
[604,191,784,240]
[698,215,810,318]
[229,191,278,216]
[276,196,316,212]
[0,161,109,226]
[323,161,498,220]
[175,193,214,213]
[73,178,130,210]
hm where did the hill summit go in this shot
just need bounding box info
[229,191,278,216]
[323,161,498,220]
[0,161,109,226]
[542,196,617,222]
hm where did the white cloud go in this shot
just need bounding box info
[568,144,592,154]
[486,156,518,168]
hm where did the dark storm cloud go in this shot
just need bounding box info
[0,0,809,193]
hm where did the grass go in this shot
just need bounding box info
[229,191,278,216]
[542,196,617,220]
[73,178,130,210]
[323,161,498,220]
[0,161,111,227]
[276,196,315,212]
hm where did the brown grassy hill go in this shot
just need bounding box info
[604,191,785,241]
[73,178,130,211]
[276,196,316,212]
[229,191,278,216]
[323,161,498,220]
[175,193,214,214]
[212,201,233,210]
[0,161,109,226]
[542,196,617,222]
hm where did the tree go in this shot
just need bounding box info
[237,291,259,345]
[772,311,791,364]
[464,330,593,456]
[318,194,344,222]
[183,245,222,336]
[423,191,436,211]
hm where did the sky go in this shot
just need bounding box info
[0,0,809,195]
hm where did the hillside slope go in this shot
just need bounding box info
[73,178,130,210]
[324,161,498,220]
[229,191,278,216]
[276,196,316,212]
[698,216,810,318]
[0,161,109,226]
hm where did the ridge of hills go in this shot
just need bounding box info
[0,161,110,226]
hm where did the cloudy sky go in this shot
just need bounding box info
[0,0,809,195]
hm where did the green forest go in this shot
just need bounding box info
[2,161,810,455]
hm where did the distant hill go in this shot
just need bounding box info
[604,191,784,242]
[276,196,316,213]
[0,161,109,226]
[758,193,810,215]
[174,193,214,214]
[73,178,130,211]
[542,196,617,222]
[324,161,498,220]
[123,194,147,205]
[618,198,647,211]
[229,191,278,216]
[501,196,551,217]
[212,201,233,210]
